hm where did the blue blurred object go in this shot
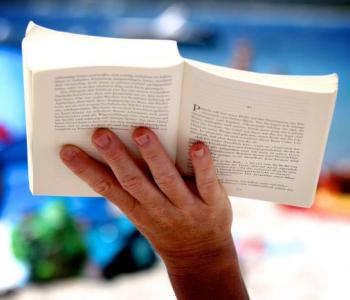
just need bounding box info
[84,216,157,277]
[101,230,157,279]
[85,217,136,268]
[0,46,25,139]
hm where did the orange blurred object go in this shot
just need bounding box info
[281,167,350,219]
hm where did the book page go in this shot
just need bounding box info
[31,64,183,196]
[23,22,182,71]
[22,65,34,192]
[176,61,337,207]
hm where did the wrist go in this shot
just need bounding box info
[162,236,249,300]
[161,235,239,276]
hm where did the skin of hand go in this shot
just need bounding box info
[60,127,249,300]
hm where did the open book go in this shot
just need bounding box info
[22,22,338,207]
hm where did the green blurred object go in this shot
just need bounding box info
[11,201,86,282]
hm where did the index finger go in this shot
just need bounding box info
[60,145,138,216]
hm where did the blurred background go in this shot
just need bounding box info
[1,0,350,299]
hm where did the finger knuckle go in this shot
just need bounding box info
[199,177,219,193]
[199,164,213,175]
[125,199,138,216]
[108,150,127,165]
[144,149,159,162]
[92,177,114,196]
[120,174,143,193]
[74,166,87,177]
[154,172,178,190]
[148,207,172,228]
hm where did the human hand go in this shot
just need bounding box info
[60,127,248,299]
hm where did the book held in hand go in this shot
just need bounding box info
[22,22,338,207]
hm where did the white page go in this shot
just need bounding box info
[30,64,183,196]
[23,22,182,71]
[176,61,337,207]
[185,59,338,93]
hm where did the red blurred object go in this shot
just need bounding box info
[237,237,265,256]
[0,124,12,144]
[318,167,350,194]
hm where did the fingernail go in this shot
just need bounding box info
[61,147,79,161]
[94,134,111,149]
[135,134,149,146]
[193,147,205,158]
